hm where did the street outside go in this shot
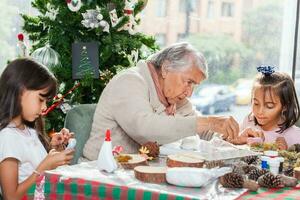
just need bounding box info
[201,104,251,124]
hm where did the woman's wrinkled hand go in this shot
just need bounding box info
[206,116,239,140]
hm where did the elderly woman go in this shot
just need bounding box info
[82,42,239,161]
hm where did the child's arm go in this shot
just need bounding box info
[0,149,74,199]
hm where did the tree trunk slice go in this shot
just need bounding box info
[118,154,148,170]
[293,167,300,180]
[134,166,167,183]
[167,154,204,168]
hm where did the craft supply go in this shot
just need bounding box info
[268,158,280,175]
[134,166,167,183]
[167,153,204,168]
[97,129,118,173]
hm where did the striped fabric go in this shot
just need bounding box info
[22,173,300,200]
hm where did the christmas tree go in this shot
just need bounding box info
[22,0,158,132]
[76,46,93,78]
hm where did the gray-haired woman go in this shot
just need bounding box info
[82,42,239,161]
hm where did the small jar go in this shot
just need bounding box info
[277,157,284,173]
[268,158,280,175]
[264,150,278,158]
[261,156,269,169]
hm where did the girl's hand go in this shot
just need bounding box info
[38,149,74,171]
[275,137,288,150]
[50,128,74,151]
[228,127,264,145]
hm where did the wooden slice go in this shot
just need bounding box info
[167,153,204,168]
[118,154,148,170]
[293,167,300,180]
[134,166,167,183]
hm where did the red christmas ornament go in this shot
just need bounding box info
[17,33,24,41]
[66,0,71,3]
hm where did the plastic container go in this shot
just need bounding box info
[264,150,278,158]
[268,158,280,175]
[97,129,118,173]
[261,156,269,169]
[277,157,284,173]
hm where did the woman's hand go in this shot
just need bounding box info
[50,128,74,151]
[37,149,74,171]
[197,116,239,140]
[228,127,264,145]
[275,137,288,150]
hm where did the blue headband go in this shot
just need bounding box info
[257,65,275,76]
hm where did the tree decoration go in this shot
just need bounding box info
[45,3,59,21]
[81,8,109,32]
[17,33,27,57]
[66,0,82,12]
[119,0,138,34]
[22,0,157,132]
[31,44,60,69]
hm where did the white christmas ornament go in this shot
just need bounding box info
[45,3,59,21]
[110,0,138,35]
[81,8,110,33]
[67,0,82,12]
[31,44,61,69]
[97,129,118,173]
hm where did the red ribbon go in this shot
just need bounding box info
[42,82,81,116]
[124,9,133,15]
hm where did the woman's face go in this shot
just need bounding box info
[252,86,283,131]
[21,88,49,122]
[162,64,205,105]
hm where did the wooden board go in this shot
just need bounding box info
[118,154,148,169]
[167,153,204,168]
[134,166,167,183]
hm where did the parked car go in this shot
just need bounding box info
[190,84,236,114]
[232,79,253,105]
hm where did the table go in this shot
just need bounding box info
[23,161,246,200]
[22,161,300,200]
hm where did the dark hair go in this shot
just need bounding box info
[0,58,57,151]
[252,72,300,133]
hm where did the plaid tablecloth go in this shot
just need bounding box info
[22,161,300,200]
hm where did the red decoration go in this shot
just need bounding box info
[42,82,81,116]
[124,9,133,15]
[66,0,71,3]
[17,33,24,41]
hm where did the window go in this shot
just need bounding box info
[207,0,214,19]
[139,0,297,121]
[179,0,198,13]
[221,2,235,17]
[155,34,166,47]
[155,0,167,17]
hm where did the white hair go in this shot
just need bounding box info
[147,42,208,78]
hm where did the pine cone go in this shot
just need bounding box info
[257,172,283,188]
[241,156,259,165]
[242,165,258,174]
[220,172,244,188]
[139,141,160,159]
[248,168,268,181]
[278,174,297,187]
[288,144,300,152]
